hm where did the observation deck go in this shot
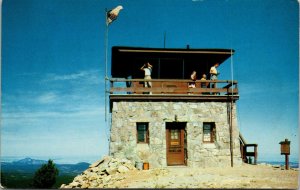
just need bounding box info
[109,78,238,102]
[109,46,238,106]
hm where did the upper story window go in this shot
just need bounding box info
[137,122,149,144]
[203,122,216,143]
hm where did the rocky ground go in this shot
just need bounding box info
[61,156,299,189]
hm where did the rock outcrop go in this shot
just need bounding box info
[60,156,136,188]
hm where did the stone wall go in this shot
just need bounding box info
[110,101,242,168]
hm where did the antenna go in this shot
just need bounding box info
[163,31,166,48]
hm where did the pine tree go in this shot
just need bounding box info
[32,159,59,188]
[1,171,8,188]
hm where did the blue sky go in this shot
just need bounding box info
[2,0,298,164]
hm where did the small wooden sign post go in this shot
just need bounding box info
[279,139,290,170]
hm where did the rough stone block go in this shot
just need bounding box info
[117,165,129,173]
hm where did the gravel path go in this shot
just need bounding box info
[112,164,298,189]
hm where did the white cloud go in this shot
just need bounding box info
[2,69,109,158]
[3,107,105,121]
[44,69,103,85]
[51,71,90,81]
[2,69,106,111]
[37,92,58,104]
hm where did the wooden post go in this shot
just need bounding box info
[254,145,257,165]
[285,154,289,170]
[279,139,290,170]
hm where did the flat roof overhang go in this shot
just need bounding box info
[111,46,235,78]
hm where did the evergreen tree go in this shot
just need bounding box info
[32,159,59,188]
[1,171,8,188]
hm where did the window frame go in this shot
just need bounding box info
[136,122,149,144]
[203,122,216,143]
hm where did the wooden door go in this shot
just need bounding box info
[166,122,186,165]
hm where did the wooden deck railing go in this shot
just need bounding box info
[109,78,238,96]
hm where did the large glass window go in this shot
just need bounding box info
[159,58,184,79]
[137,122,149,143]
[203,122,216,143]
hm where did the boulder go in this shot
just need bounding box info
[117,165,130,173]
[81,182,89,189]
[60,184,66,188]
[103,175,112,183]
[90,181,99,188]
[69,181,80,188]
[106,167,118,175]
[89,158,105,168]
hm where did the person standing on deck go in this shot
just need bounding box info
[140,62,153,94]
[200,74,208,88]
[210,63,219,94]
[188,71,197,88]
[200,74,209,94]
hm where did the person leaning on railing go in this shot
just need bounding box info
[188,71,197,88]
[200,74,209,95]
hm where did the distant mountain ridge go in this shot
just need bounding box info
[12,157,48,165]
[1,157,90,175]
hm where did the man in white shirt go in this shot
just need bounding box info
[210,63,219,93]
[140,62,153,89]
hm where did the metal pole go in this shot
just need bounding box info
[104,9,109,122]
[0,0,2,181]
[163,31,166,48]
[230,99,233,167]
[104,9,111,156]
[229,50,234,167]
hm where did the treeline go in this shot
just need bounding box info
[1,160,75,189]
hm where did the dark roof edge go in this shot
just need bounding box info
[112,46,235,54]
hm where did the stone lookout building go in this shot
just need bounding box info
[109,46,254,168]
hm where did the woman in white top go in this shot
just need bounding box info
[188,71,197,88]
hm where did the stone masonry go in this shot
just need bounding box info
[109,101,242,168]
